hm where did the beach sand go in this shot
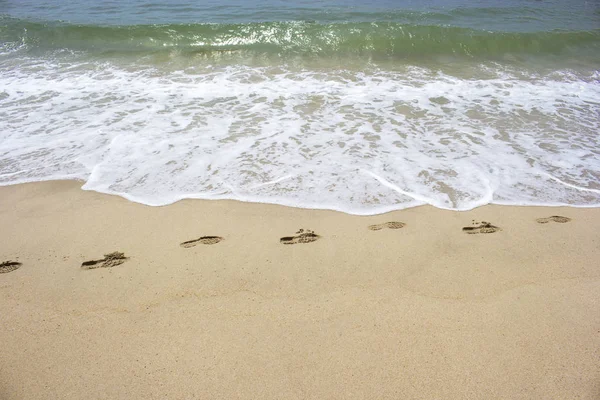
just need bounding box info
[0,180,599,399]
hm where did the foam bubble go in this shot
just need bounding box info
[1,58,599,214]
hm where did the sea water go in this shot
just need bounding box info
[1,0,599,213]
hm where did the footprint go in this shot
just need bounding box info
[0,261,22,274]
[280,229,321,245]
[180,236,224,248]
[368,221,405,231]
[81,252,128,270]
[462,221,501,234]
[536,216,571,224]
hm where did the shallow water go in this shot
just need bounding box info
[1,0,599,213]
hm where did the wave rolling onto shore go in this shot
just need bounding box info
[1,1,599,213]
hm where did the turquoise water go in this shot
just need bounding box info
[3,0,599,31]
[1,1,599,212]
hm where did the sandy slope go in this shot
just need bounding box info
[1,181,599,399]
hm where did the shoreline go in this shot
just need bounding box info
[2,178,600,214]
[1,180,599,399]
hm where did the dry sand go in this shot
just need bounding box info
[0,180,599,399]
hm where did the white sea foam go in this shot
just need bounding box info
[1,59,599,214]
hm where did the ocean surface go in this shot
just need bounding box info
[1,0,599,213]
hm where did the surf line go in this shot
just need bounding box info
[360,169,431,204]
[542,172,600,194]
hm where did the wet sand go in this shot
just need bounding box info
[1,180,599,399]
